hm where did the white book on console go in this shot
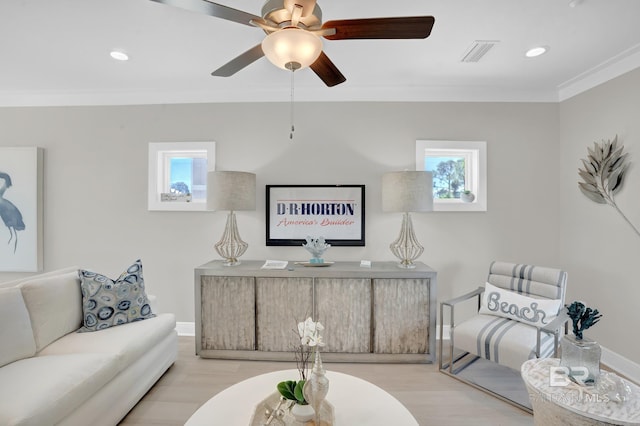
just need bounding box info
[261,260,288,269]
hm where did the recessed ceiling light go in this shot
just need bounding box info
[110,50,129,61]
[525,46,548,58]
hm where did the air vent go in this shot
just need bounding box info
[461,40,499,63]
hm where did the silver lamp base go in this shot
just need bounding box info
[214,211,248,266]
[389,212,424,269]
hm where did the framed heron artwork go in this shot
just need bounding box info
[0,147,43,272]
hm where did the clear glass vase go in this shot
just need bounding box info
[560,334,601,385]
[303,349,329,425]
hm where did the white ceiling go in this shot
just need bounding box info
[2,0,640,106]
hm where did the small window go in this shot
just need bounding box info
[416,140,487,211]
[148,142,215,211]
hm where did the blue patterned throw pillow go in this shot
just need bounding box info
[78,259,155,332]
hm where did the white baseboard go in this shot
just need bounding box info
[176,321,195,337]
[176,321,639,384]
[601,346,640,385]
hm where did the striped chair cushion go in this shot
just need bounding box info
[488,261,567,301]
[454,314,556,371]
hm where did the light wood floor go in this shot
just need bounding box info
[119,337,533,426]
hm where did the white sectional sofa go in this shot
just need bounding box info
[0,266,178,426]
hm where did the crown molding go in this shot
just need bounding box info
[558,43,640,101]
[1,45,639,107]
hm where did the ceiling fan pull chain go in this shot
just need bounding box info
[290,69,295,140]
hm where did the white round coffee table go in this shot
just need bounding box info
[185,369,418,425]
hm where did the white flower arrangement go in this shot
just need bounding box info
[278,317,325,405]
[298,317,325,348]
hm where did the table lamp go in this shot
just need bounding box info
[207,171,256,266]
[382,171,433,268]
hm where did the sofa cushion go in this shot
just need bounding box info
[0,353,119,426]
[0,288,36,368]
[19,270,83,352]
[78,259,155,332]
[0,266,80,290]
[38,313,176,372]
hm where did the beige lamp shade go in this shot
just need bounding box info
[382,171,434,213]
[207,171,256,211]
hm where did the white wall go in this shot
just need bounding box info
[559,68,640,362]
[0,101,562,329]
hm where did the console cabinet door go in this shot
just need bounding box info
[314,278,372,353]
[373,278,430,354]
[200,276,255,351]
[256,277,314,352]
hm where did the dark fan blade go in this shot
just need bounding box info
[322,16,435,40]
[212,44,264,77]
[310,52,346,87]
[150,0,262,26]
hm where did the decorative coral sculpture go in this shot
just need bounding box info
[302,236,330,262]
[565,301,602,340]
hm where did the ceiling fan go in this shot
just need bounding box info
[150,0,435,87]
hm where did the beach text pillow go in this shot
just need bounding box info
[479,282,561,327]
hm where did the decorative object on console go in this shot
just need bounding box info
[303,236,331,263]
[578,135,640,237]
[207,171,256,266]
[78,259,155,332]
[560,301,603,385]
[382,171,433,268]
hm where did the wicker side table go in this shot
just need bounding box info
[521,358,640,426]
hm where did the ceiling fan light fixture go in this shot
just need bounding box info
[262,27,323,71]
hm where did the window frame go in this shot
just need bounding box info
[148,141,216,211]
[415,140,487,212]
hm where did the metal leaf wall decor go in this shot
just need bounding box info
[578,135,640,237]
